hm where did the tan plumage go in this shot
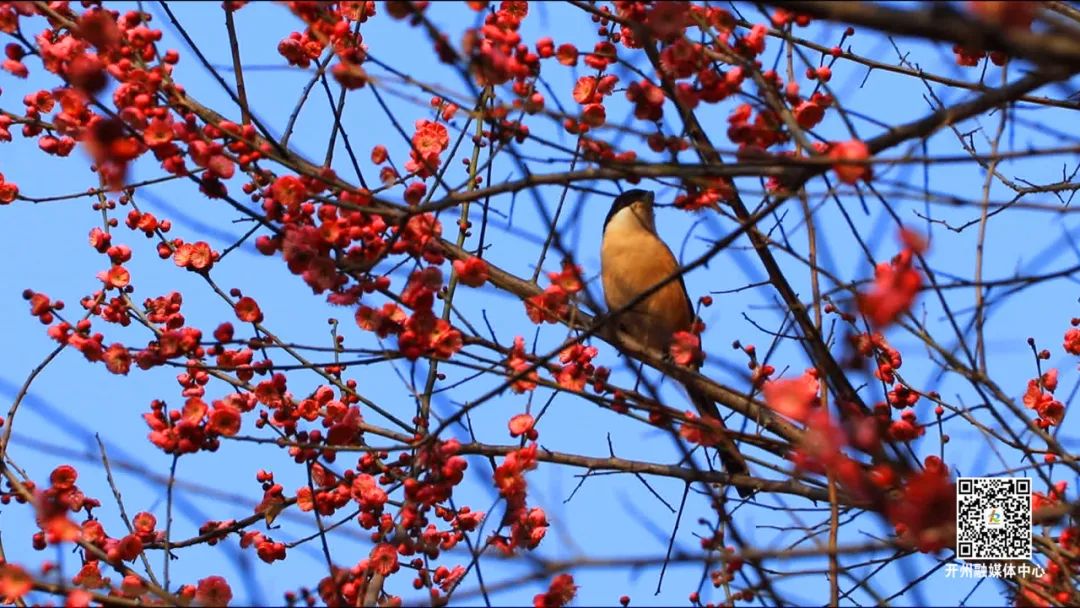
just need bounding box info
[601,190,752,498]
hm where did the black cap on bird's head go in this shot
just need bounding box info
[604,189,655,232]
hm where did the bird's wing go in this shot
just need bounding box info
[678,274,696,320]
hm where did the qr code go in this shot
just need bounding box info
[956,477,1031,560]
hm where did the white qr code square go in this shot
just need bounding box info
[956,477,1031,560]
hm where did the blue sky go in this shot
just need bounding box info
[1,2,1078,606]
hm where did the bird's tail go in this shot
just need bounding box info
[686,384,754,499]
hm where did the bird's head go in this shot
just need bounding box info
[603,189,656,235]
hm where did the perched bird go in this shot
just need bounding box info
[600,189,752,498]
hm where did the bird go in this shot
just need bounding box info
[600,189,752,498]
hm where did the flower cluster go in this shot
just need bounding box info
[555,343,598,392]
[143,393,250,455]
[0,172,18,203]
[572,74,618,128]
[885,407,925,442]
[504,336,540,393]
[1064,320,1080,355]
[829,139,872,185]
[453,255,489,287]
[763,370,820,422]
[533,573,577,608]
[491,443,548,555]
[277,2,375,87]
[886,456,956,553]
[391,212,444,264]
[788,409,866,498]
[857,229,926,327]
[731,342,775,390]
[23,289,62,325]
[678,411,735,448]
[405,119,449,179]
[525,261,583,324]
[668,330,704,367]
[850,331,904,383]
[405,438,469,509]
[240,528,287,564]
[672,177,735,211]
[461,1,536,86]
[3,466,95,550]
[1023,368,1065,428]
[192,576,233,607]
[727,103,789,158]
[953,1,1035,66]
[395,267,465,361]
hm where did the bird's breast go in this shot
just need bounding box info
[601,224,693,351]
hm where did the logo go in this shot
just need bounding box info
[984,507,1005,528]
